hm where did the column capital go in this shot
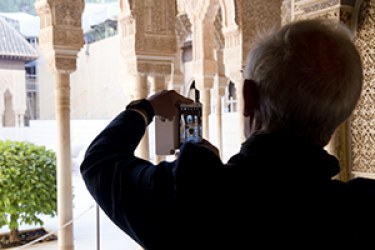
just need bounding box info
[228,69,244,86]
[35,0,84,74]
[192,59,217,77]
[126,59,172,77]
[194,75,215,91]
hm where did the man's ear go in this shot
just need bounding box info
[243,79,257,117]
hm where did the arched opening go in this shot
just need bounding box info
[224,81,237,112]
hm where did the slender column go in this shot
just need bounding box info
[200,87,211,139]
[35,0,84,248]
[134,74,150,160]
[234,77,245,143]
[119,0,176,163]
[55,73,74,250]
[215,47,227,155]
[212,82,225,156]
[184,1,219,141]
[150,75,166,94]
[215,90,223,154]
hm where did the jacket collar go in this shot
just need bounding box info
[230,131,340,180]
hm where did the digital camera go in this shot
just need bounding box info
[154,89,202,155]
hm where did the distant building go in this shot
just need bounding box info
[0,15,38,127]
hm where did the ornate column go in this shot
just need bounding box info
[213,47,227,154]
[291,0,358,181]
[35,1,84,249]
[119,0,177,160]
[134,74,150,159]
[181,0,220,139]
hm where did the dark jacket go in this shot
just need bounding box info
[80,107,375,250]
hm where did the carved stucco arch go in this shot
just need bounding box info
[185,78,196,96]
[0,70,26,115]
[219,0,238,29]
[119,0,134,16]
[0,79,15,114]
[176,0,238,35]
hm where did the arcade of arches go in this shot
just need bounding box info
[5,0,372,249]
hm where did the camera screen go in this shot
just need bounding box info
[178,104,202,147]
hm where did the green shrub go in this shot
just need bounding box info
[0,140,57,242]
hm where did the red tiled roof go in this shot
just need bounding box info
[0,16,38,61]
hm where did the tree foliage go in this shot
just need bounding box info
[0,140,57,242]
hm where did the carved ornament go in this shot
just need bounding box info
[35,0,84,73]
[351,0,375,173]
[126,60,172,76]
[240,0,282,61]
[135,35,176,55]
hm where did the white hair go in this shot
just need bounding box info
[243,19,363,145]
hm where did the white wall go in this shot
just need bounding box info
[37,35,130,120]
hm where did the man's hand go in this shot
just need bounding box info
[148,90,193,121]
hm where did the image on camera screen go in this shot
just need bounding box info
[179,105,202,146]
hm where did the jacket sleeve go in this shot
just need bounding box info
[79,108,177,248]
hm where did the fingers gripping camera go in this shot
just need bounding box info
[155,89,202,155]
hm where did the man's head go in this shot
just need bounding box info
[243,19,363,146]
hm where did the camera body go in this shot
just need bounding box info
[155,102,202,155]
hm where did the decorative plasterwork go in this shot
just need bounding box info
[119,0,177,77]
[35,0,84,74]
[214,9,225,50]
[135,35,176,56]
[218,0,238,29]
[294,0,340,15]
[120,0,177,54]
[241,0,282,59]
[126,59,172,77]
[224,0,282,82]
[176,14,192,44]
[351,0,375,173]
[292,0,355,28]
